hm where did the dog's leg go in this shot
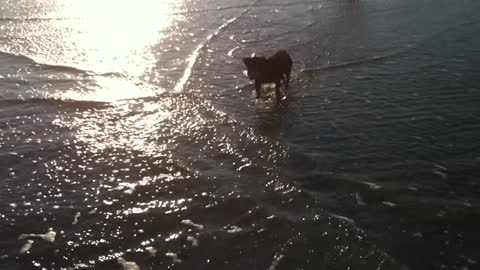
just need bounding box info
[285,66,291,89]
[275,80,282,103]
[255,80,261,98]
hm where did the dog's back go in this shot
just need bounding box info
[243,50,292,83]
[266,50,292,78]
[242,50,292,101]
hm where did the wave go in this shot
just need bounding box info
[0,17,78,22]
[296,48,412,78]
[173,0,323,16]
[173,2,255,92]
[298,17,480,78]
[0,97,111,109]
[0,50,38,65]
[0,50,126,77]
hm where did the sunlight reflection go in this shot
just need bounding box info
[68,99,170,153]
[53,76,163,102]
[120,198,192,216]
[54,0,178,75]
[43,0,180,101]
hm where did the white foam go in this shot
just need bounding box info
[227,226,243,233]
[382,201,396,207]
[145,246,157,257]
[18,229,56,243]
[44,230,56,242]
[118,183,137,195]
[117,257,140,270]
[267,254,284,270]
[103,200,113,205]
[362,181,382,190]
[434,164,448,171]
[123,188,135,195]
[72,212,81,225]
[166,252,182,263]
[227,46,239,57]
[432,169,447,179]
[110,186,125,191]
[186,236,199,247]
[330,214,355,224]
[355,193,366,206]
[467,258,477,264]
[437,210,447,217]
[19,240,34,254]
[181,219,204,231]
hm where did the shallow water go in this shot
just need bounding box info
[1,0,480,269]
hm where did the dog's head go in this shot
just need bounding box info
[242,57,266,80]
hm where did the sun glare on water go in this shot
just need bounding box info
[39,1,192,153]
[45,0,180,101]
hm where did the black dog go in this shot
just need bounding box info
[242,50,292,103]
